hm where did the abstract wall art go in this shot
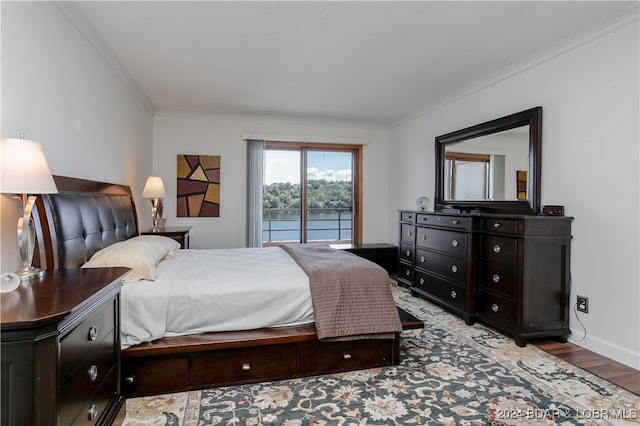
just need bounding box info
[177,154,220,217]
[516,170,527,200]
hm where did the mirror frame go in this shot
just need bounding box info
[434,106,542,215]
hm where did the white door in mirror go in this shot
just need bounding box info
[1,273,21,293]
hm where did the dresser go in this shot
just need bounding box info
[1,268,129,426]
[398,210,478,324]
[398,210,572,346]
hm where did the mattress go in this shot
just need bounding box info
[120,246,313,348]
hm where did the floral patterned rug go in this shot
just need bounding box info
[124,282,639,425]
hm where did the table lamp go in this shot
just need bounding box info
[142,176,166,230]
[1,137,58,282]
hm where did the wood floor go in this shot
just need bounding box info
[534,339,640,396]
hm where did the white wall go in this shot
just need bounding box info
[1,2,154,273]
[153,115,389,249]
[388,22,639,369]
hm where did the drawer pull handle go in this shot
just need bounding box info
[88,326,98,341]
[451,265,458,273]
[343,353,352,360]
[406,249,411,256]
[124,376,135,384]
[420,277,425,285]
[421,234,427,240]
[88,365,98,382]
[405,270,411,276]
[407,230,412,237]
[453,220,460,225]
[493,244,501,254]
[242,363,251,371]
[88,404,98,421]
[492,303,500,312]
[408,215,413,220]
[452,239,459,247]
[420,256,425,263]
[450,290,457,298]
[493,222,502,228]
[492,274,500,283]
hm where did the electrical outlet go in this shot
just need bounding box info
[577,295,589,313]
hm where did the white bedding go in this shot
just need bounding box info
[120,246,313,348]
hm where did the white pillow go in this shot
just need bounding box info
[82,235,181,282]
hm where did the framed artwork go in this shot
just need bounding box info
[177,154,220,217]
[517,170,527,200]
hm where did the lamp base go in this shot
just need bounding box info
[15,266,45,281]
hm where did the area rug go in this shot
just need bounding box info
[123,282,639,425]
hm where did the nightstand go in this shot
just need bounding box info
[1,267,129,425]
[329,243,398,274]
[141,226,192,248]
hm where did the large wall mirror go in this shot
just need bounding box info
[434,107,542,215]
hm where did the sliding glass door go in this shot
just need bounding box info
[263,143,361,245]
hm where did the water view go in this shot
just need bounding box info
[263,209,352,242]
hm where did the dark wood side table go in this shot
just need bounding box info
[141,226,192,248]
[330,243,398,274]
[1,267,129,426]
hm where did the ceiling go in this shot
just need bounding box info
[68,1,636,128]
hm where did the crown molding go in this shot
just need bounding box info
[391,2,640,129]
[55,1,156,114]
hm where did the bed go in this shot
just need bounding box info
[32,175,422,397]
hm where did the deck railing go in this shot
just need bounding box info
[263,207,352,243]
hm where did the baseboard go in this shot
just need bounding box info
[569,332,640,371]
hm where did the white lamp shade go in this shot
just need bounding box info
[0,138,58,194]
[142,176,166,198]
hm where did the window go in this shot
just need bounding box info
[445,152,490,200]
[263,142,362,245]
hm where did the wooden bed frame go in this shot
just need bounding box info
[33,175,422,397]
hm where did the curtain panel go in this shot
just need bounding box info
[246,139,264,247]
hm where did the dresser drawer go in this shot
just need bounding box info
[398,262,414,282]
[397,263,414,287]
[417,214,468,230]
[479,262,516,296]
[415,248,466,284]
[400,211,416,223]
[482,217,518,235]
[60,326,116,389]
[122,357,189,397]
[59,330,116,424]
[63,367,117,426]
[190,346,297,386]
[481,235,517,265]
[399,243,414,262]
[414,271,466,311]
[478,291,515,329]
[416,227,467,256]
[299,339,394,375]
[401,224,416,244]
[60,299,117,381]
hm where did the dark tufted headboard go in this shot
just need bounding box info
[33,175,139,269]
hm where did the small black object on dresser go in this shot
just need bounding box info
[398,210,572,346]
[141,226,192,248]
[1,267,129,426]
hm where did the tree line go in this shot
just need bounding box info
[263,180,352,210]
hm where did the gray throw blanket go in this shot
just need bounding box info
[280,244,402,341]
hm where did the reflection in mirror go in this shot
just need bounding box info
[434,106,542,215]
[444,126,529,201]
